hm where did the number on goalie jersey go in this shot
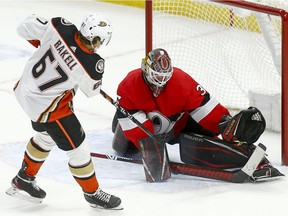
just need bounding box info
[7,14,122,209]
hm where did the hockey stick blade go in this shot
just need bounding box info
[231,143,266,183]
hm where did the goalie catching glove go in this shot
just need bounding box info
[219,107,266,144]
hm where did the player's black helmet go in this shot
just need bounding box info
[142,48,173,97]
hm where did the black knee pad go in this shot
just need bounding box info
[179,133,253,169]
[112,123,133,154]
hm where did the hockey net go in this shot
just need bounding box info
[145,0,288,165]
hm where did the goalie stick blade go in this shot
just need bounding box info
[6,186,44,203]
[231,143,266,183]
[250,174,285,182]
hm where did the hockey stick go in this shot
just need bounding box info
[100,90,157,142]
[90,152,142,164]
[91,143,266,183]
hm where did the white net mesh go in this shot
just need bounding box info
[151,0,283,109]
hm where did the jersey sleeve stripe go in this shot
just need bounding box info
[190,97,219,123]
[118,111,147,131]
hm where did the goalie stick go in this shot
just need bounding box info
[100,90,157,142]
[91,143,266,183]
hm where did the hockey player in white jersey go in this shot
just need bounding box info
[6,13,122,210]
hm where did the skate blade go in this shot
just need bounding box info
[6,186,44,203]
[250,174,285,183]
[89,203,124,210]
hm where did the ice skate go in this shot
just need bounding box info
[250,163,285,182]
[6,172,46,203]
[84,188,122,210]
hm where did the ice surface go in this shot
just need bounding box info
[0,1,288,216]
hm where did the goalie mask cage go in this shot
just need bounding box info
[145,0,288,165]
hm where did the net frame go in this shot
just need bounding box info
[145,0,288,165]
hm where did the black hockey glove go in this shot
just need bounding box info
[219,107,266,144]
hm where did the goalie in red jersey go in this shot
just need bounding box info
[112,48,283,182]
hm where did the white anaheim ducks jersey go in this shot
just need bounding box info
[14,15,105,122]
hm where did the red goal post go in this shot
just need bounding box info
[145,0,288,165]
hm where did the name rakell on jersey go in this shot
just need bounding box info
[54,39,77,70]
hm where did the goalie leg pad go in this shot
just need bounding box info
[112,123,130,154]
[112,123,139,157]
[179,133,254,169]
[138,137,171,182]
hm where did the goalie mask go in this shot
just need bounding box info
[142,48,173,97]
[80,13,113,52]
